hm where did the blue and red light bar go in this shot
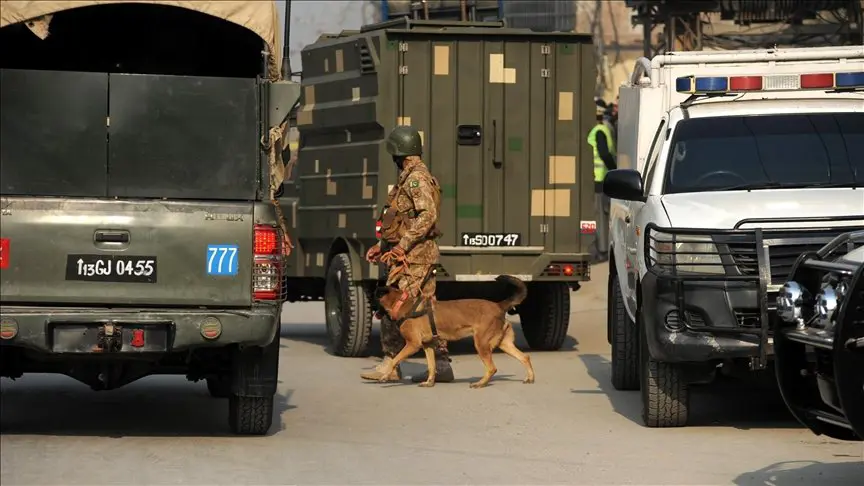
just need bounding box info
[676,71,864,94]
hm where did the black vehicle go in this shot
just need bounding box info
[774,230,864,441]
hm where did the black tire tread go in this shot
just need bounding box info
[327,253,372,357]
[522,282,570,351]
[610,275,639,390]
[228,395,274,435]
[641,324,689,427]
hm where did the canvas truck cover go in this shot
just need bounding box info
[0,0,296,307]
[0,0,283,81]
[0,0,295,197]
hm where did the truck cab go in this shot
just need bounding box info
[604,45,864,427]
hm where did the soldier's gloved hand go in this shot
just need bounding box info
[365,244,382,263]
[379,245,406,266]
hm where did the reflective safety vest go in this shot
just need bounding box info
[587,123,616,182]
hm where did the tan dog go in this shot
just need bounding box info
[374,275,535,388]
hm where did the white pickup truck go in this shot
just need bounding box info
[603,45,864,428]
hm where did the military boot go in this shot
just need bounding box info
[360,356,402,381]
[411,349,455,383]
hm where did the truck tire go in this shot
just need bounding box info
[229,395,273,435]
[206,375,231,398]
[610,274,639,391]
[520,282,570,351]
[228,334,280,435]
[640,320,689,427]
[324,253,372,357]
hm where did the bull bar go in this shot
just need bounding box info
[642,216,864,370]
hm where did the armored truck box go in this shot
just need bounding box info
[283,19,596,357]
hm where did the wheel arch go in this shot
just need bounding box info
[327,237,368,283]
[610,241,639,322]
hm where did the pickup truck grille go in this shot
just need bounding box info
[723,228,860,283]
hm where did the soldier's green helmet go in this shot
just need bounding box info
[386,125,423,157]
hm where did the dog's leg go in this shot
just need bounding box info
[470,334,497,389]
[377,342,421,383]
[497,323,535,384]
[418,346,437,388]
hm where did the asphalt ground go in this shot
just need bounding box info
[1,263,862,485]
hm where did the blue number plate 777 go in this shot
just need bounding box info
[207,245,239,276]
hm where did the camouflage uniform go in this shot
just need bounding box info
[361,126,454,383]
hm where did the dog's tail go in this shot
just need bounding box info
[496,274,528,311]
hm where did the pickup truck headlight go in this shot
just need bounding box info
[653,234,725,274]
[815,286,838,325]
[777,281,804,324]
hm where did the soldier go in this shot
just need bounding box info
[361,125,454,383]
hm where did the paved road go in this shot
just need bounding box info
[2,263,862,485]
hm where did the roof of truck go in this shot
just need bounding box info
[671,97,864,119]
[308,18,593,45]
[0,0,283,80]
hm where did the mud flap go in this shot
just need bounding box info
[230,326,280,397]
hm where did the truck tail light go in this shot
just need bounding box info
[253,224,282,300]
[375,220,383,240]
[542,262,587,278]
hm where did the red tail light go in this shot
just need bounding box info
[375,220,383,240]
[253,224,282,300]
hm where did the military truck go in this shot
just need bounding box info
[0,1,299,435]
[281,18,597,357]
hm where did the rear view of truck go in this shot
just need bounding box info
[283,19,598,358]
[0,1,296,435]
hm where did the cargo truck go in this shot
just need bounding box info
[0,1,299,435]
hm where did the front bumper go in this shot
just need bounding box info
[641,272,771,363]
[0,305,280,354]
[773,232,864,441]
[641,223,780,366]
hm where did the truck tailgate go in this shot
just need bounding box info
[0,197,254,307]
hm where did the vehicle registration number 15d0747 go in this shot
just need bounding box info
[460,233,522,247]
[65,255,157,283]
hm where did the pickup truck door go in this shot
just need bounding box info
[623,119,666,308]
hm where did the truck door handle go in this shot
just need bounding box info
[491,119,502,169]
[625,215,631,223]
[94,231,130,243]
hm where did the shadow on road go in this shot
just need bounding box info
[0,376,294,438]
[280,321,578,358]
[734,460,864,486]
[576,353,807,430]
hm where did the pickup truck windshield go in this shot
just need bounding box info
[664,113,863,194]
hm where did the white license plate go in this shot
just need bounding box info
[65,254,158,283]
[460,233,522,247]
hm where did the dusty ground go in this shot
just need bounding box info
[1,263,862,485]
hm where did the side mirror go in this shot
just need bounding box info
[603,169,646,202]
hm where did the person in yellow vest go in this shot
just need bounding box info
[587,105,617,263]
